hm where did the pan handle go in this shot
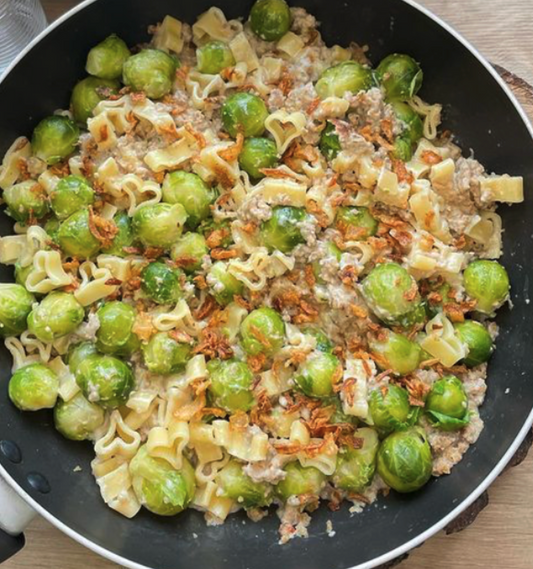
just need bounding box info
[0,476,36,563]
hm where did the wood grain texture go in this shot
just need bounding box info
[4,1,533,568]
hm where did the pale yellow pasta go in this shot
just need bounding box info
[212,420,269,462]
[430,158,455,192]
[75,261,119,306]
[193,139,241,188]
[298,436,338,476]
[409,187,452,244]
[247,177,308,207]
[94,410,142,461]
[479,175,524,203]
[97,255,131,282]
[152,299,199,334]
[341,357,376,419]
[420,313,469,367]
[357,155,380,189]
[93,96,133,135]
[192,480,234,522]
[374,168,410,207]
[153,15,184,54]
[37,169,60,193]
[277,31,305,58]
[264,110,306,154]
[48,356,79,402]
[87,113,118,150]
[95,157,121,194]
[221,302,249,341]
[0,137,31,190]
[464,211,503,259]
[144,138,195,172]
[229,32,259,72]
[4,337,41,372]
[92,459,141,519]
[25,250,72,294]
[289,420,310,446]
[189,422,224,465]
[131,98,177,136]
[146,420,189,469]
[186,71,226,110]
[315,97,350,119]
[192,7,239,44]
[408,96,442,140]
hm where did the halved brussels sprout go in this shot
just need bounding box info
[319,121,341,161]
[425,375,469,431]
[376,54,423,101]
[28,292,84,342]
[207,359,255,412]
[221,92,269,138]
[68,341,99,375]
[0,283,35,337]
[455,320,493,367]
[44,217,61,243]
[86,34,131,80]
[260,206,306,254]
[3,180,49,222]
[57,209,101,259]
[96,301,139,355]
[123,49,178,99]
[216,460,271,508]
[377,427,432,493]
[32,115,80,165]
[76,354,134,409]
[369,330,422,376]
[141,262,182,305]
[162,171,215,230]
[335,206,378,241]
[71,76,119,125]
[207,261,244,305]
[171,232,208,274]
[101,210,135,256]
[54,392,105,441]
[50,175,94,220]
[8,363,59,411]
[240,307,285,356]
[315,61,373,99]
[142,332,192,375]
[303,327,334,353]
[249,0,292,41]
[275,462,326,501]
[130,445,196,516]
[368,384,418,434]
[197,40,236,74]
[238,137,278,180]
[391,101,424,161]
[132,203,187,249]
[333,428,379,492]
[295,351,340,399]
[463,260,510,314]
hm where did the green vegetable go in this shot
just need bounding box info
[376,54,423,101]
[303,327,334,353]
[312,241,342,283]
[96,301,139,355]
[333,428,379,492]
[391,101,424,161]
[28,292,84,342]
[130,445,196,516]
[54,393,105,441]
[216,460,271,508]
[197,40,236,74]
[3,180,49,222]
[295,351,340,399]
[463,260,510,314]
[0,283,34,337]
[86,34,131,80]
[141,262,182,305]
[123,49,177,99]
[31,115,79,165]
[369,330,422,375]
[275,462,326,501]
[238,137,278,180]
[142,332,192,375]
[425,375,469,431]
[260,205,306,253]
[207,359,255,412]
[250,0,292,41]
[221,92,269,138]
[315,61,373,99]
[70,76,119,124]
[207,261,244,305]
[50,175,94,220]
[377,427,433,493]
[101,210,135,256]
[44,217,61,242]
[335,206,378,241]
[132,203,187,249]
[455,320,493,367]
[8,363,59,411]
[319,121,341,161]
[57,209,101,258]
[171,232,208,274]
[368,384,418,434]
[68,341,99,375]
[240,307,285,356]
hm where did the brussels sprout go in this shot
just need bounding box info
[319,121,341,161]
[123,49,177,99]
[130,445,196,516]
[221,92,269,138]
[275,462,326,501]
[197,40,236,74]
[240,307,285,356]
[101,210,135,256]
[455,320,493,367]
[391,101,424,161]
[3,180,49,223]
[50,175,94,220]
[207,359,255,412]
[335,206,378,241]
[96,301,139,355]
[315,61,373,100]
[425,375,469,431]
[86,34,131,80]
[162,171,215,229]
[362,262,422,325]
[8,363,59,411]
[216,460,271,508]
[140,262,182,305]
[57,209,101,258]
[199,218,233,248]
[44,217,61,242]
[0,283,35,337]
[376,54,423,101]
[54,392,105,441]
[31,115,80,165]
[464,260,510,314]
[171,232,208,274]
[249,0,291,41]
[312,241,342,283]
[68,341,99,375]
[142,332,192,374]
[295,351,340,399]
[207,261,244,305]
[28,292,84,343]
[71,76,119,125]
[333,428,379,492]
[368,384,418,434]
[303,327,333,353]
[76,354,134,408]
[377,427,432,493]
[132,203,187,249]
[238,137,278,180]
[260,206,306,254]
[426,282,455,319]
[369,330,421,376]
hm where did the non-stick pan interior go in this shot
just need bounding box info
[0,1,532,568]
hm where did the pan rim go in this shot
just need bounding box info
[0,0,532,568]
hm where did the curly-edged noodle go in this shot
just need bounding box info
[94,410,142,461]
[212,419,269,462]
[38,169,60,193]
[408,96,442,141]
[0,225,49,267]
[152,299,199,334]
[228,247,295,291]
[95,157,121,194]
[229,32,259,72]
[375,168,410,208]
[430,157,455,193]
[231,219,261,254]
[153,15,184,54]
[409,184,453,244]
[4,338,39,372]
[146,421,190,469]
[0,137,31,190]
[87,113,118,150]
[144,138,196,173]
[406,139,452,179]
[222,302,249,341]
[464,211,503,259]
[192,478,234,522]
[298,436,338,476]
[124,397,160,431]
[479,175,524,204]
[193,138,241,186]
[315,96,350,119]
[185,354,209,383]
[48,355,80,402]
[357,155,381,188]
[93,97,134,136]
[130,97,177,136]
[192,7,240,45]
[186,71,227,110]
[246,176,308,208]
[75,261,120,306]
[265,110,307,154]
[420,313,469,368]
[97,254,131,282]
[25,250,72,294]
[189,422,224,465]
[341,357,376,420]
[115,174,162,215]
[277,31,305,59]
[261,56,284,83]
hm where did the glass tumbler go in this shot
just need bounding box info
[0,0,48,75]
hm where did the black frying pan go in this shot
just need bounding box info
[0,1,532,568]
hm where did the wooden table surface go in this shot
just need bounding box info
[4,1,533,568]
